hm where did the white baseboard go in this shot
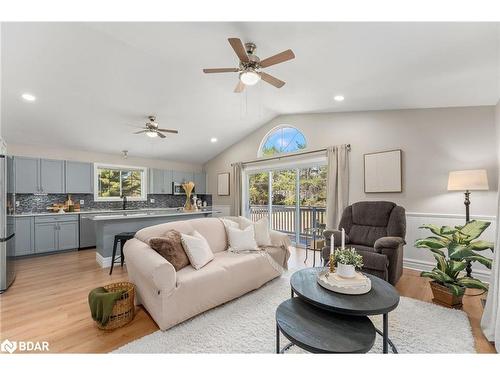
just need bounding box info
[95,253,112,268]
[403,257,491,283]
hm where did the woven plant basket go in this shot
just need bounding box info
[97,282,135,330]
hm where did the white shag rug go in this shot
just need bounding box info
[114,273,475,354]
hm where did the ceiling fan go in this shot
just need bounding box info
[203,38,295,93]
[133,116,179,139]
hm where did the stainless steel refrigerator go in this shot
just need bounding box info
[0,139,15,293]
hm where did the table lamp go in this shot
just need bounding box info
[447,169,489,222]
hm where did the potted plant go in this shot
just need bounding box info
[333,248,363,278]
[415,220,493,308]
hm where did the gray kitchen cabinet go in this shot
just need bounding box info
[14,216,35,256]
[149,168,173,194]
[34,222,58,253]
[173,171,194,184]
[194,172,206,194]
[40,159,65,193]
[65,161,93,193]
[58,221,79,250]
[34,215,79,253]
[14,156,39,193]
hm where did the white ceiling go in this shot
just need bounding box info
[2,22,499,163]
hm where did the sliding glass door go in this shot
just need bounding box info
[244,163,327,247]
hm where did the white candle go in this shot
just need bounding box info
[341,228,345,249]
[330,234,334,255]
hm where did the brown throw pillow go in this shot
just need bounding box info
[149,230,190,271]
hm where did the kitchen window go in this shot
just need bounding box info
[94,164,147,201]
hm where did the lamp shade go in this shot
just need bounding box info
[447,169,489,191]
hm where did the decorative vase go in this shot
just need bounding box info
[336,263,356,278]
[182,181,195,211]
[429,281,464,309]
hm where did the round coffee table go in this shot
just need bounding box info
[276,298,376,353]
[289,267,400,354]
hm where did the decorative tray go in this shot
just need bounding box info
[317,269,371,295]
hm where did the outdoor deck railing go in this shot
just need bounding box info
[249,205,326,237]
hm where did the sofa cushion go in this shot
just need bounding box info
[348,224,388,247]
[351,201,396,227]
[189,218,228,253]
[135,221,195,244]
[180,231,214,270]
[239,216,272,247]
[149,230,190,271]
[226,225,259,252]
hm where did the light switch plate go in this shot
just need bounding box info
[80,200,85,205]
[150,198,155,203]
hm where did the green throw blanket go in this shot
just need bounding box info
[88,287,125,326]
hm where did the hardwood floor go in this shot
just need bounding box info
[0,248,496,353]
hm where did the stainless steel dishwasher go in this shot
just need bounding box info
[79,213,97,248]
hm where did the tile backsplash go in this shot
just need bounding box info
[15,193,212,214]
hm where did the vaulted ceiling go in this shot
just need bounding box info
[2,22,499,163]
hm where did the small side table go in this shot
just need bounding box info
[109,232,135,275]
[303,226,325,267]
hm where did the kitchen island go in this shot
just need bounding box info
[90,209,220,267]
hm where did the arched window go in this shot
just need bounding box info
[259,126,306,157]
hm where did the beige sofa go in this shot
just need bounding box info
[123,217,291,331]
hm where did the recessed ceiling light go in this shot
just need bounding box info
[22,93,36,102]
[210,137,218,143]
[334,95,345,102]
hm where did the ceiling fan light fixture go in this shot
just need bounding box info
[146,130,158,138]
[239,70,261,86]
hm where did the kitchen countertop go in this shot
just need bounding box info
[10,207,216,217]
[90,209,220,221]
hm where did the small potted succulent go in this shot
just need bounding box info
[415,220,493,308]
[333,248,364,278]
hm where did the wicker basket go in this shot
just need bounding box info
[97,282,135,330]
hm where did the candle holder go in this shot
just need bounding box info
[329,253,336,273]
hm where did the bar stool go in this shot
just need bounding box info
[109,232,135,275]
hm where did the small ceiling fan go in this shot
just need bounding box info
[133,116,178,139]
[203,38,295,93]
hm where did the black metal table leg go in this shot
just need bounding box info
[373,313,397,354]
[291,288,294,298]
[276,323,280,353]
[383,313,388,353]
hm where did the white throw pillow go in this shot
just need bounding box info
[226,225,259,252]
[238,216,272,247]
[180,231,214,270]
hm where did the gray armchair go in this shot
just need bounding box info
[321,201,406,285]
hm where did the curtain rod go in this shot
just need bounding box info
[231,144,351,167]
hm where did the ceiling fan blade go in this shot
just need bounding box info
[228,38,249,63]
[260,72,286,88]
[157,132,166,139]
[234,80,245,93]
[203,68,239,73]
[133,130,148,134]
[259,49,295,68]
[157,128,179,134]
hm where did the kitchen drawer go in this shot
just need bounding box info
[34,215,79,224]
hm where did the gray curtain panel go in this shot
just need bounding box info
[481,184,500,351]
[232,162,243,216]
[325,144,350,229]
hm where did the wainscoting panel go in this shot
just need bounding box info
[404,212,496,282]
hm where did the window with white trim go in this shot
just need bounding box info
[94,164,147,201]
[258,125,306,157]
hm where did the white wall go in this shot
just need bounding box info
[7,143,202,172]
[204,106,498,216]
